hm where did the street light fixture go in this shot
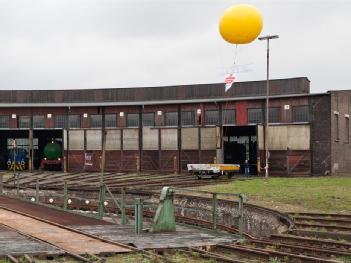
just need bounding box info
[258,34,279,178]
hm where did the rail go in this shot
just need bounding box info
[2,174,246,238]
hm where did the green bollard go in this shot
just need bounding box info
[135,198,144,234]
[150,187,176,233]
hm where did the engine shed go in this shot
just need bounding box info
[0,77,348,176]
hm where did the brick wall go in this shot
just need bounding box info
[330,91,351,174]
[310,95,331,175]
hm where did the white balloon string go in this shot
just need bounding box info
[233,44,238,66]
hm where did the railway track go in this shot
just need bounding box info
[0,196,170,263]
[289,212,351,234]
[3,172,351,262]
[25,197,351,263]
[4,171,237,190]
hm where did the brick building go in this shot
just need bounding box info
[0,77,348,175]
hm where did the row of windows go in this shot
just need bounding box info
[0,106,309,129]
[248,106,309,124]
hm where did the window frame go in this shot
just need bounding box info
[222,109,236,125]
[181,111,195,126]
[0,115,9,128]
[127,113,140,127]
[164,112,178,126]
[105,114,117,128]
[54,115,67,129]
[292,105,310,123]
[33,115,45,129]
[90,114,102,128]
[345,115,349,143]
[247,108,264,124]
[18,116,31,129]
[142,112,155,127]
[205,110,219,126]
[68,115,81,129]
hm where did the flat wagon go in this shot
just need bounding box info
[187,163,240,179]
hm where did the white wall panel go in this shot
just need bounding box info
[106,129,121,150]
[86,130,102,150]
[123,129,139,150]
[69,130,84,150]
[143,127,159,150]
[161,129,178,150]
[201,127,216,150]
[181,127,199,150]
[258,125,310,150]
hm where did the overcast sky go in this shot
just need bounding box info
[0,0,350,93]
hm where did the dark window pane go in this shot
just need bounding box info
[105,114,116,128]
[142,113,154,127]
[345,117,349,143]
[127,113,139,127]
[181,111,194,126]
[55,115,67,128]
[33,115,45,128]
[222,109,235,125]
[19,116,30,129]
[0,116,9,128]
[205,110,219,125]
[90,114,102,128]
[248,109,263,124]
[165,112,178,126]
[68,115,80,128]
[269,108,280,123]
[335,114,339,141]
[293,106,309,122]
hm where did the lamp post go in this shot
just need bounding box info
[258,34,279,178]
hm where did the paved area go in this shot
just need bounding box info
[0,195,111,226]
[0,195,236,253]
[0,224,62,256]
[0,208,131,255]
[75,224,237,249]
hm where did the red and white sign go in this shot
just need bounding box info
[224,74,236,92]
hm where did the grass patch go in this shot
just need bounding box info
[198,176,351,213]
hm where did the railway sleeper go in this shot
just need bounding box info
[222,244,340,263]
[294,222,351,232]
[188,247,248,263]
[293,216,351,225]
[248,239,351,258]
[270,234,351,251]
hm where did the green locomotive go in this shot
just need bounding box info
[40,140,62,170]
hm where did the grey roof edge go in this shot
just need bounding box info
[0,92,328,108]
[6,76,310,92]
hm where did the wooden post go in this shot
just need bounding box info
[136,154,140,175]
[173,156,177,175]
[100,108,106,185]
[29,128,33,172]
[63,156,67,173]
[0,174,3,195]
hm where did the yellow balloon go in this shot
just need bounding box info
[219,4,263,44]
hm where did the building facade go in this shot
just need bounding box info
[0,77,349,175]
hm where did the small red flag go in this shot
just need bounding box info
[224,74,236,92]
